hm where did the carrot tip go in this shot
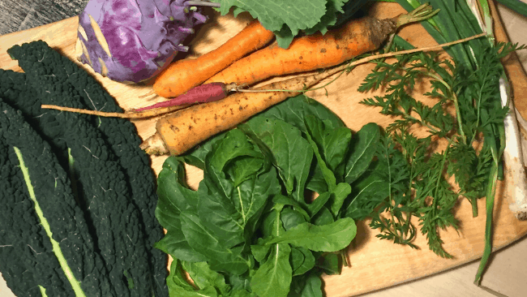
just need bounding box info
[140,133,169,155]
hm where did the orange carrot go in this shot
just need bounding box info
[205,4,438,87]
[141,64,348,156]
[153,20,274,98]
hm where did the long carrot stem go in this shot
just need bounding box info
[396,3,440,28]
[186,1,221,8]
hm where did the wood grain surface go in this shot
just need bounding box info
[0,0,88,35]
[1,2,527,297]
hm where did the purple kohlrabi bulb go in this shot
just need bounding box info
[76,0,206,83]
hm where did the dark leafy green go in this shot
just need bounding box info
[251,243,293,297]
[264,219,356,252]
[156,94,380,297]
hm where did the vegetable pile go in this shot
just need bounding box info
[154,95,381,297]
[2,0,527,296]
[0,41,168,296]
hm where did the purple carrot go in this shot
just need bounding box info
[135,82,234,112]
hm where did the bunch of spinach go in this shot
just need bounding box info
[154,95,380,297]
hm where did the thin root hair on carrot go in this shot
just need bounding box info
[40,104,190,119]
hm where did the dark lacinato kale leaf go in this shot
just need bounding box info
[0,134,44,297]
[0,100,115,296]
[0,69,69,168]
[8,41,154,297]
[37,40,169,296]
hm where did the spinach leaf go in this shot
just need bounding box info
[241,168,282,244]
[329,183,352,216]
[255,95,344,133]
[343,123,381,184]
[291,247,316,276]
[154,230,206,263]
[198,129,279,249]
[311,207,334,226]
[303,116,352,216]
[227,157,266,187]
[166,259,209,297]
[251,242,272,263]
[265,218,357,252]
[240,118,313,204]
[274,194,310,221]
[306,165,328,194]
[155,157,207,262]
[342,160,389,220]
[305,115,352,173]
[180,212,250,275]
[251,243,293,297]
[281,208,308,231]
[181,131,227,169]
[156,156,198,230]
[288,272,323,297]
[227,272,253,293]
[316,254,340,275]
[182,261,231,295]
[261,206,286,239]
[305,192,331,218]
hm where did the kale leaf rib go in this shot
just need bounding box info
[0,137,44,297]
[0,99,114,297]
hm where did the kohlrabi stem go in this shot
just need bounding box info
[396,3,440,28]
[186,0,221,8]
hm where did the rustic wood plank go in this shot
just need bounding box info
[0,0,88,35]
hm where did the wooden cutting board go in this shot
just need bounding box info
[1,2,527,297]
